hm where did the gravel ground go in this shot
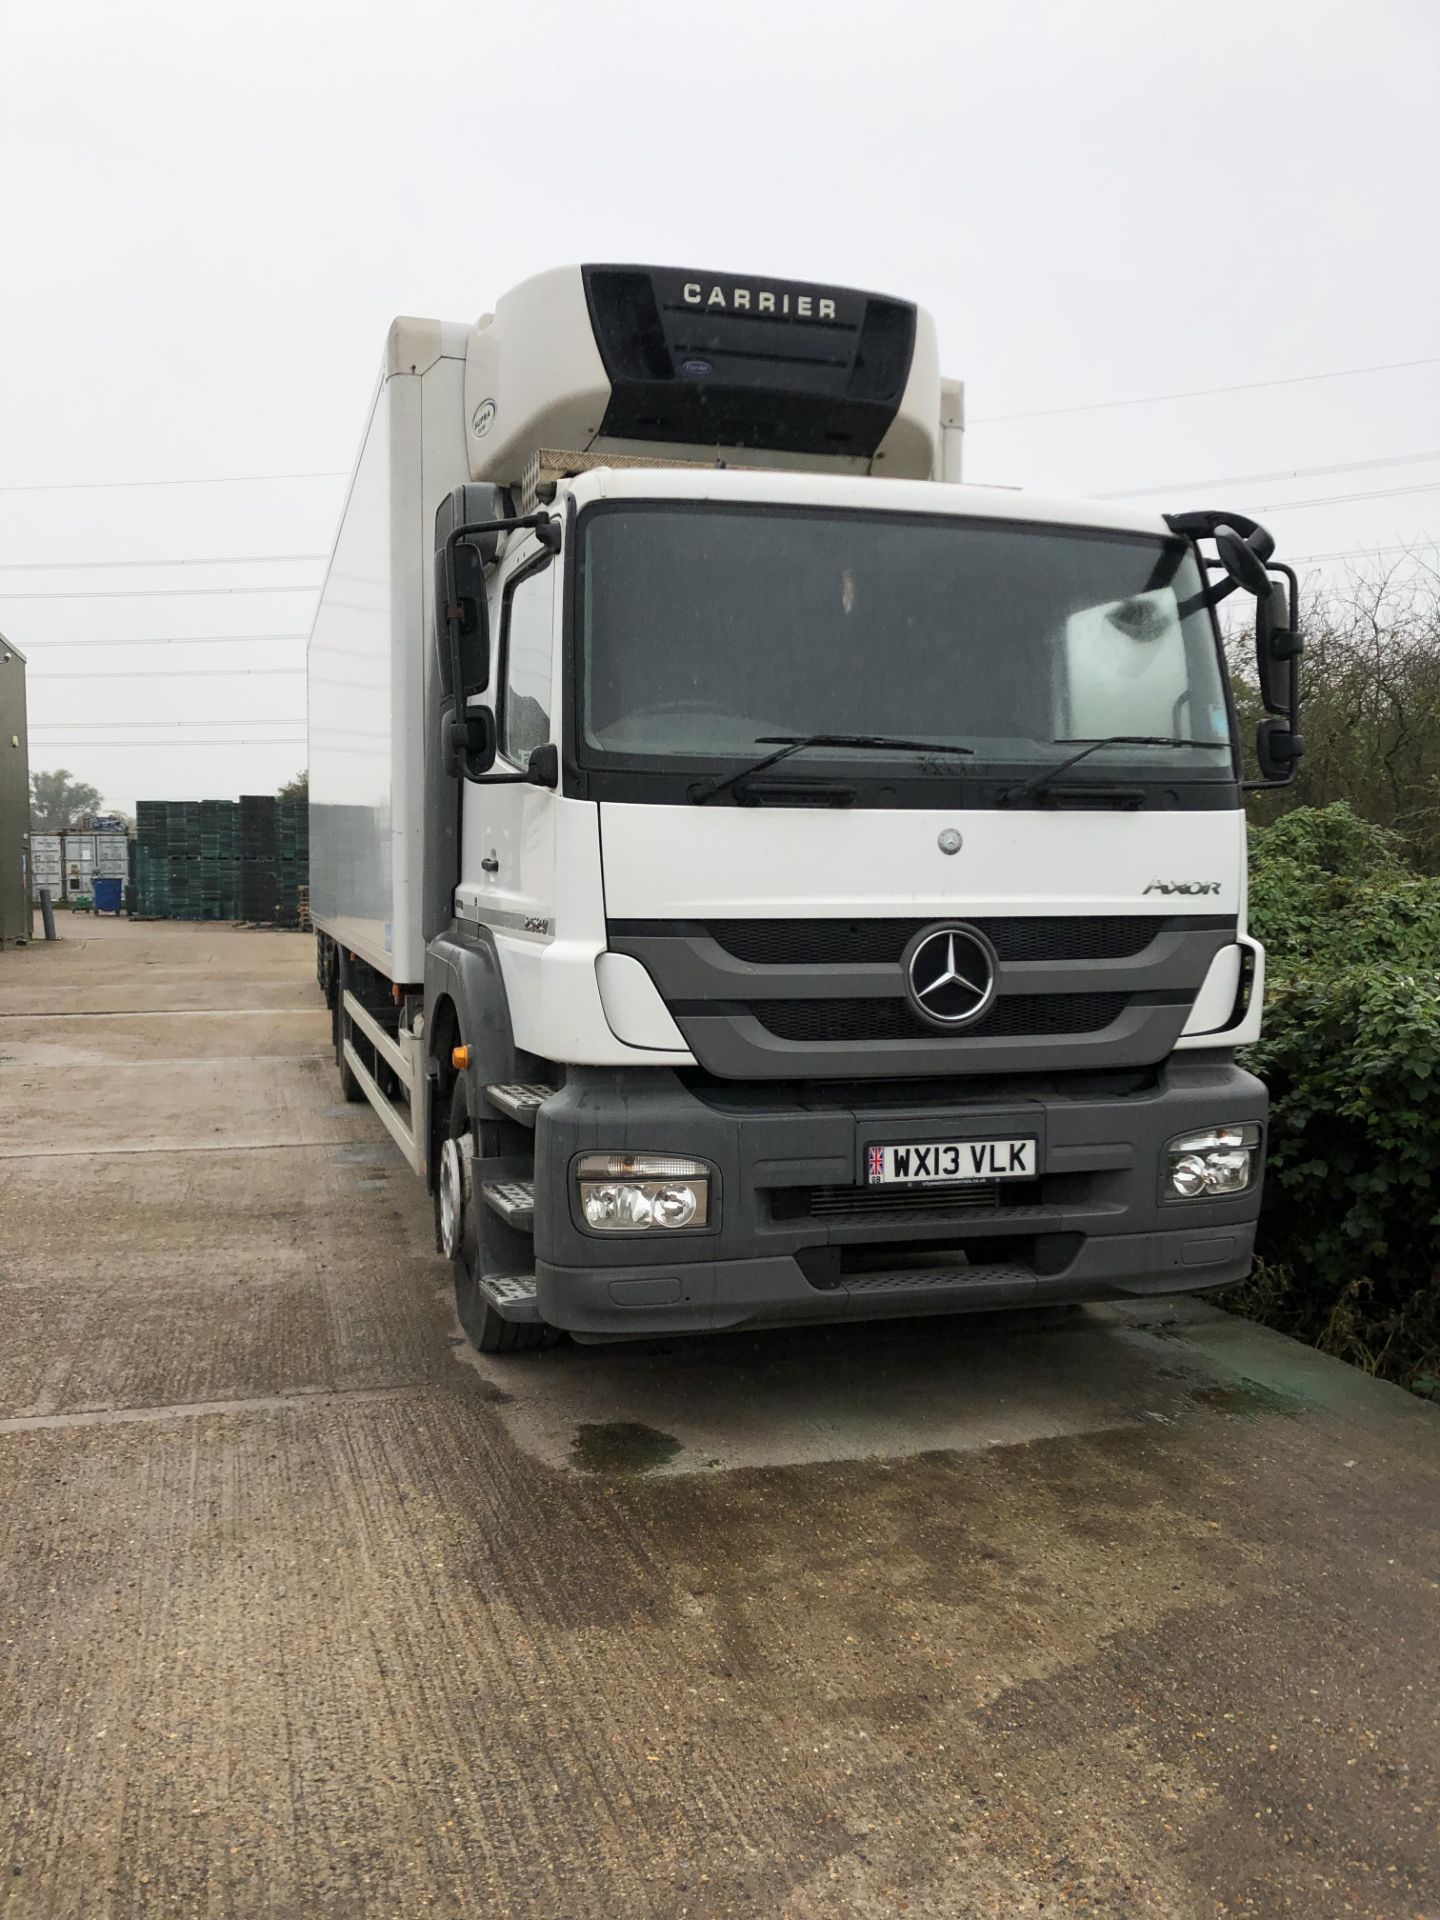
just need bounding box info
[1,917,1436,1919]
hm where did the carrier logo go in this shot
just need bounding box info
[682,282,838,320]
[1143,879,1222,896]
[904,924,997,1030]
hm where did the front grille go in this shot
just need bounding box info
[749,992,1129,1044]
[703,916,1164,967]
[796,1182,1006,1219]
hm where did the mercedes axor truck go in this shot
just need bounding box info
[308,264,1303,1353]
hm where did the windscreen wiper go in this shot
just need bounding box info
[1001,735,1226,807]
[691,733,974,806]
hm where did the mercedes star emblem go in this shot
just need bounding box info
[937,828,963,855]
[903,924,997,1029]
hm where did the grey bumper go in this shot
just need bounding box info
[532,1058,1266,1336]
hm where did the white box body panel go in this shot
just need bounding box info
[309,322,469,981]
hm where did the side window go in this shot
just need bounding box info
[501,562,555,766]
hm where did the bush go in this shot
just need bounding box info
[1225,805,1440,1394]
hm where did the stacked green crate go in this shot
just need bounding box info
[239,795,278,922]
[168,802,200,919]
[134,801,167,917]
[275,798,309,928]
[137,796,306,924]
[136,800,241,919]
[198,800,239,919]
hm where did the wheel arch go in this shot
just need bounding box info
[424,928,526,1163]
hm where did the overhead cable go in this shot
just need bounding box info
[973,354,1440,423]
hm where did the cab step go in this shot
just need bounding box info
[477,1273,540,1323]
[483,1082,550,1126]
[482,1179,534,1232]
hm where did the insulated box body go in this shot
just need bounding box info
[307,319,471,982]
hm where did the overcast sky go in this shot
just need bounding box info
[3,0,1438,809]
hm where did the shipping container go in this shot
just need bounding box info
[30,831,62,900]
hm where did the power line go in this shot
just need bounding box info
[1097,448,1440,501]
[27,736,310,748]
[30,719,305,731]
[27,667,307,679]
[0,583,320,602]
[1289,539,1439,563]
[973,354,1440,425]
[0,552,326,571]
[17,632,309,649]
[0,470,346,493]
[1251,480,1440,514]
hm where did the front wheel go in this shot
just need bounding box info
[437,1079,549,1354]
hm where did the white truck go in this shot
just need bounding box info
[308,264,1303,1352]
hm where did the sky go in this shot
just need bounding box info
[2,0,1438,810]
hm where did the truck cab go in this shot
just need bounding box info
[309,264,1302,1352]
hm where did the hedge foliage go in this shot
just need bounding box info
[1227,804,1440,1394]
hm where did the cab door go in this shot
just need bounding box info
[459,534,559,964]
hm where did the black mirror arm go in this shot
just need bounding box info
[1168,508,1277,609]
[464,745,559,790]
[441,509,559,687]
[443,511,555,596]
[1165,507,1275,565]
[1179,565,1240,619]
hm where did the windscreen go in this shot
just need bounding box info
[579,503,1232,775]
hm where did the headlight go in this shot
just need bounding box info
[1164,1124,1260,1199]
[577,1153,710,1231]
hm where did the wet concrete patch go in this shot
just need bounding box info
[1187,1376,1309,1420]
[466,1303,1326,1477]
[570,1420,684,1475]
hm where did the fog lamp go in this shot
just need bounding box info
[577,1153,710,1231]
[1164,1124,1260,1199]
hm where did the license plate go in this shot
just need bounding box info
[866,1137,1038,1186]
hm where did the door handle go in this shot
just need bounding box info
[480,852,500,873]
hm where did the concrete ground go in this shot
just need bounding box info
[1,917,1436,1920]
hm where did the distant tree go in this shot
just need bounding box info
[30,769,103,831]
[277,769,309,801]
[1231,563,1440,873]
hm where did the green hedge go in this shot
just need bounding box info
[1227,805,1440,1395]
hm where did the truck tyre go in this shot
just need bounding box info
[439,1079,549,1354]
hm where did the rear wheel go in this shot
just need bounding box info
[437,1078,548,1354]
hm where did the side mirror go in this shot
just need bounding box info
[1214,525,1273,598]
[1256,718,1304,781]
[449,705,497,780]
[1255,578,1302,715]
[433,481,508,700]
[525,743,559,788]
[1166,508,1276,610]
[437,537,492,697]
